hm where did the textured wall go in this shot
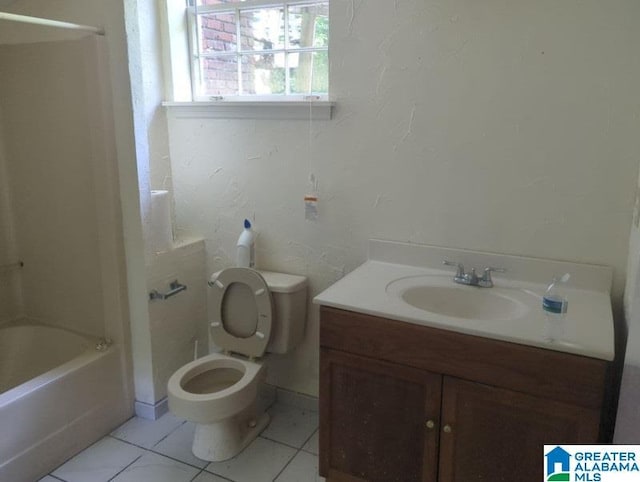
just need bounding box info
[167,0,640,396]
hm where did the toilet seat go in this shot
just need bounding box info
[209,268,273,358]
[167,352,265,424]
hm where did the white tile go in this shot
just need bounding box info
[275,451,325,482]
[192,471,230,482]
[52,437,144,482]
[152,422,208,468]
[261,402,319,448]
[276,389,319,412]
[38,477,63,482]
[302,430,319,455]
[111,412,184,448]
[205,437,296,482]
[111,452,200,482]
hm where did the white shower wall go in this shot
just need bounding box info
[0,107,22,323]
[0,38,110,336]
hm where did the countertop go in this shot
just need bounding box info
[314,240,615,361]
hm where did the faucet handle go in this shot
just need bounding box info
[443,260,465,278]
[480,266,506,285]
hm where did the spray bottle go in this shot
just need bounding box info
[236,219,256,268]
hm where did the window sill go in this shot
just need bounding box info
[162,100,334,120]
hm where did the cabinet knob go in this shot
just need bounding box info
[443,424,452,433]
[425,420,435,429]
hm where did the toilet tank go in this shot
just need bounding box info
[257,270,307,354]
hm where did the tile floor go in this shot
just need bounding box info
[40,398,324,482]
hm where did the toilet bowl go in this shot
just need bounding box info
[167,352,268,461]
[167,267,307,462]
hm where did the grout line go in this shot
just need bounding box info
[189,469,205,481]
[46,474,67,481]
[258,434,304,451]
[107,416,185,451]
[106,434,210,472]
[201,465,237,481]
[271,447,300,481]
[205,471,236,482]
[152,419,188,447]
[274,387,319,413]
[148,448,209,471]
[299,428,318,452]
[49,434,115,479]
[106,434,150,449]
[272,399,319,414]
[106,453,145,481]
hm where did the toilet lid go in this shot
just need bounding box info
[209,268,273,358]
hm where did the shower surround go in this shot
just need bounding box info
[0,31,133,482]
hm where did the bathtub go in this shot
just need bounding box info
[0,321,130,482]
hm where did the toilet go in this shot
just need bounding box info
[167,267,307,462]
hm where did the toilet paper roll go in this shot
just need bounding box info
[150,190,173,253]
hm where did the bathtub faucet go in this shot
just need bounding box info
[95,337,113,351]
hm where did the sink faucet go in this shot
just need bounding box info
[443,261,505,288]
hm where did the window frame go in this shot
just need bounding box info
[186,0,330,102]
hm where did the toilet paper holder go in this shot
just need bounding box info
[149,280,187,301]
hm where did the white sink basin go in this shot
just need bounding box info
[387,275,531,321]
[400,285,527,321]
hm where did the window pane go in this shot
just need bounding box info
[289,51,328,94]
[193,0,245,5]
[240,53,285,95]
[288,3,329,49]
[240,7,285,51]
[198,12,237,54]
[191,2,329,98]
[200,55,239,96]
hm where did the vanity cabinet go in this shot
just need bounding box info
[319,306,608,482]
[321,349,441,482]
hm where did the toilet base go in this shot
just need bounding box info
[192,405,270,462]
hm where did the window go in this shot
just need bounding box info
[187,0,329,101]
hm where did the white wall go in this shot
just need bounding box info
[616,183,640,441]
[0,107,22,323]
[123,0,193,409]
[167,0,640,396]
[0,39,108,335]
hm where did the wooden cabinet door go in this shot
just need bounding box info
[438,377,601,482]
[320,348,441,482]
